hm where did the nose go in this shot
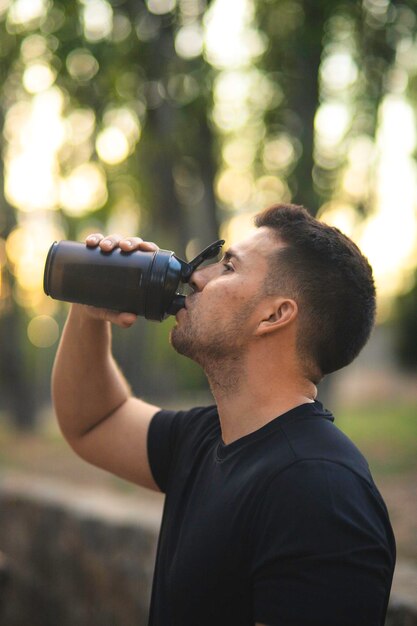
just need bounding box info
[188,263,217,292]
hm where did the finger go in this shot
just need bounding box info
[119,236,143,251]
[98,234,124,251]
[84,306,137,327]
[119,237,159,252]
[113,312,138,328]
[140,241,159,252]
[85,233,104,247]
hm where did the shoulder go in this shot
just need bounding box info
[147,405,219,493]
[265,458,376,508]
[151,403,218,431]
[280,411,371,479]
[149,404,219,449]
[256,459,392,545]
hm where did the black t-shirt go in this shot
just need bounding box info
[146,401,396,626]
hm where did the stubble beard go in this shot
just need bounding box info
[170,306,252,395]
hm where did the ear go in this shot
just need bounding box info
[255,298,298,337]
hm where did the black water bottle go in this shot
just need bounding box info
[43,238,224,321]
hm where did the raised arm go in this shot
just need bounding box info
[51,234,162,491]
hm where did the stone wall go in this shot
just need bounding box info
[387,561,417,626]
[0,475,162,626]
[0,474,416,626]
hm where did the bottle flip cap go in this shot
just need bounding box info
[176,239,225,282]
[166,239,225,315]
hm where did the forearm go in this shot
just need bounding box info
[52,304,131,441]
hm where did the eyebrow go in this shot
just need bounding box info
[223,249,241,264]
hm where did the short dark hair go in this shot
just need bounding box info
[255,203,376,381]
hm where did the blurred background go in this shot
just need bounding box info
[0,0,416,621]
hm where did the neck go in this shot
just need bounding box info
[205,344,317,445]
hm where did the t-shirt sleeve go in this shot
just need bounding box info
[147,405,216,493]
[251,460,395,626]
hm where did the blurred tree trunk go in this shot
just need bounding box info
[288,16,322,215]
[0,306,36,430]
[256,0,335,216]
[140,101,191,252]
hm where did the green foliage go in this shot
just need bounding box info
[393,273,417,370]
[337,403,417,475]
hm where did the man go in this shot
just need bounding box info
[52,203,396,626]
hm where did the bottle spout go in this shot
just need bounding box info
[175,239,225,282]
[167,294,186,315]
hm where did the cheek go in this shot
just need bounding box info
[199,274,257,318]
[205,276,245,300]
[203,287,249,324]
[224,282,252,308]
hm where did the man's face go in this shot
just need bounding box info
[170,227,282,366]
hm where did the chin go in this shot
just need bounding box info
[170,326,191,356]
[170,325,203,363]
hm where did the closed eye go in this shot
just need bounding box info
[221,250,239,272]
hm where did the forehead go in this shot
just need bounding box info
[230,226,284,264]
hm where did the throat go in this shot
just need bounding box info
[204,354,246,398]
[209,369,318,446]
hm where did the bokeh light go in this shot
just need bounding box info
[4,88,65,212]
[320,52,358,92]
[96,106,141,165]
[66,49,99,82]
[23,62,56,93]
[263,134,298,172]
[60,163,108,216]
[66,108,96,145]
[216,169,254,208]
[111,13,132,43]
[81,0,113,42]
[314,102,351,147]
[5,215,65,319]
[7,0,49,28]
[204,0,265,69]
[20,33,50,61]
[27,314,59,348]
[96,127,130,165]
[175,24,203,59]
[146,0,176,16]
